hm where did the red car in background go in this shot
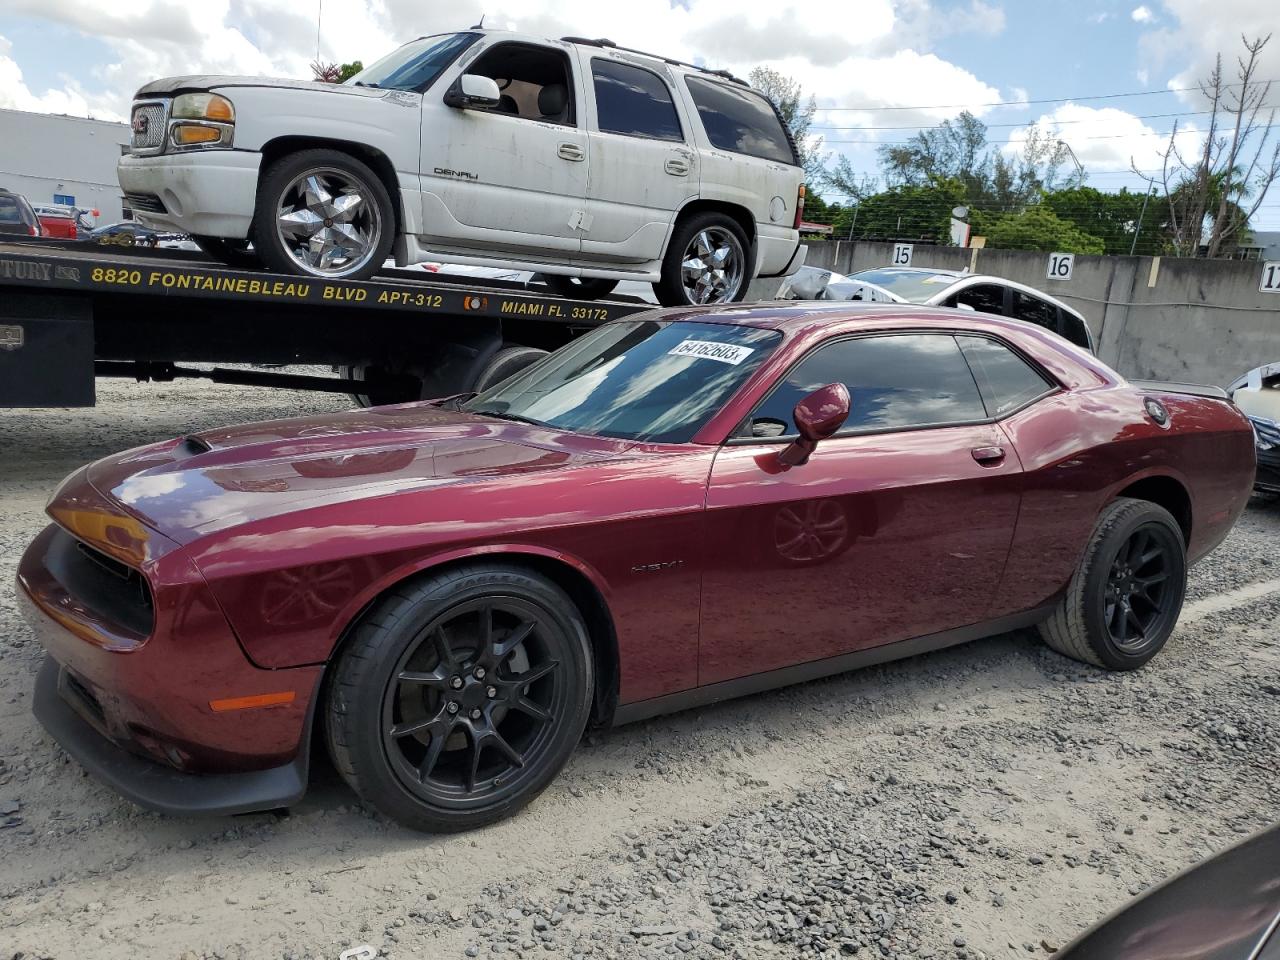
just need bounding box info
[31,203,98,239]
[17,303,1256,832]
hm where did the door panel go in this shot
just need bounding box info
[419,42,588,255]
[698,425,1022,685]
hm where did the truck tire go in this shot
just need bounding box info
[1038,497,1187,670]
[473,346,549,392]
[654,212,751,307]
[253,148,395,282]
[192,235,260,270]
[324,563,594,832]
[541,276,619,300]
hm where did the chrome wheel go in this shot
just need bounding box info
[274,167,383,278]
[680,227,745,304]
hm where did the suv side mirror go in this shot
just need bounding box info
[778,383,851,468]
[445,74,501,109]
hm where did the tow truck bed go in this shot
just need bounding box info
[0,239,655,408]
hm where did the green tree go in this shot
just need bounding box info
[338,61,364,83]
[843,178,968,243]
[1042,186,1168,255]
[749,66,824,180]
[311,60,364,84]
[975,205,1105,254]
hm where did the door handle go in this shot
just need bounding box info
[557,142,585,162]
[664,157,690,176]
[971,445,1006,466]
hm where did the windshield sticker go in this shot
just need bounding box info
[668,339,755,365]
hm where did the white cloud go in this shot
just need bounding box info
[1140,0,1280,105]
[1131,5,1154,23]
[1007,103,1203,174]
[0,34,124,119]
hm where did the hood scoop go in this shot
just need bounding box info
[178,435,213,455]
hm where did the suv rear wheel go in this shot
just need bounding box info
[654,212,751,307]
[253,148,394,281]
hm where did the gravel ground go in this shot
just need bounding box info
[1,377,1278,960]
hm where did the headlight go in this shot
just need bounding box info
[171,93,235,122]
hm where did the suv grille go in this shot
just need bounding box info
[130,101,168,152]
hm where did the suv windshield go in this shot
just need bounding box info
[463,320,781,443]
[346,33,478,92]
[847,269,960,303]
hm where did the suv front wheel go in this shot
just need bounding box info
[654,212,751,307]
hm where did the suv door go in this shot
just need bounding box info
[698,333,1023,685]
[419,40,589,256]
[578,54,698,266]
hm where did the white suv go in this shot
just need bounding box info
[117,30,807,305]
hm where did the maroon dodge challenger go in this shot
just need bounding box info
[18,303,1255,832]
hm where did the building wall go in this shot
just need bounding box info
[0,108,129,223]
[782,241,1280,388]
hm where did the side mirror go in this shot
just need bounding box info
[778,383,851,468]
[445,74,501,109]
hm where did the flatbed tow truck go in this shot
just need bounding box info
[0,238,655,408]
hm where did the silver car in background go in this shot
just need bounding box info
[777,265,1095,352]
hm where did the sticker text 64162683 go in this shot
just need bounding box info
[667,339,755,365]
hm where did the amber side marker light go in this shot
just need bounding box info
[209,691,296,712]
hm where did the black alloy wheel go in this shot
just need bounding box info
[325,564,593,831]
[382,597,568,806]
[1102,524,1179,653]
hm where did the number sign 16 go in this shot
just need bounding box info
[1047,253,1074,280]
[1261,261,1280,293]
[892,243,913,266]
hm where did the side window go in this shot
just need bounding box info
[947,283,1006,315]
[1010,291,1058,333]
[464,43,575,124]
[956,336,1054,418]
[744,334,987,438]
[591,59,683,141]
[684,76,797,165]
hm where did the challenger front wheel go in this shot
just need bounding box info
[325,564,593,832]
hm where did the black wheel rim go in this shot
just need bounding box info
[381,597,567,809]
[1102,523,1178,652]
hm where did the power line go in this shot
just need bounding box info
[813,78,1280,112]
[812,109,1242,132]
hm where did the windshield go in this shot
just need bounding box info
[345,32,478,92]
[463,320,781,443]
[847,268,959,303]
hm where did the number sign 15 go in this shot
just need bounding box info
[892,243,913,266]
[1261,261,1280,293]
[1047,253,1074,280]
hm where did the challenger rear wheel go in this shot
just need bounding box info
[325,564,593,832]
[1038,497,1187,670]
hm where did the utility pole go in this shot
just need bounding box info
[1130,177,1156,256]
[846,202,859,240]
[315,0,323,62]
[1056,140,1084,183]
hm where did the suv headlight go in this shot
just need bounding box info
[168,93,235,150]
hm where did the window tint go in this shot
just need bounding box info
[466,43,575,124]
[1011,291,1058,332]
[949,283,1006,315]
[745,334,986,438]
[348,33,478,93]
[684,76,797,165]
[957,336,1053,417]
[592,60,682,141]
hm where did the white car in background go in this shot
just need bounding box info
[116,29,806,305]
[777,265,1095,352]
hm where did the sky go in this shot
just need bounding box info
[1,0,1277,230]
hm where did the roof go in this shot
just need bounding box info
[650,299,1047,335]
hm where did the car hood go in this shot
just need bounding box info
[134,75,402,100]
[83,403,635,545]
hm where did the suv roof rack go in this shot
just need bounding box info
[560,37,750,87]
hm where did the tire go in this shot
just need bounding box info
[541,275,619,300]
[192,235,260,269]
[253,148,395,281]
[473,345,549,393]
[653,212,752,307]
[1038,497,1187,670]
[325,564,594,832]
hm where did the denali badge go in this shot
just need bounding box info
[0,324,24,351]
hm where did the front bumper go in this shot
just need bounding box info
[117,149,261,238]
[33,656,312,816]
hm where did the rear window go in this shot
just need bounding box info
[0,196,31,224]
[684,76,797,165]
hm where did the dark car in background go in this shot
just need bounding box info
[0,190,45,237]
[1228,362,1280,494]
[1056,822,1280,959]
[89,220,196,250]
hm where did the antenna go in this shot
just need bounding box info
[470,14,486,28]
[315,0,323,61]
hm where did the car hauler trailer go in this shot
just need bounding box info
[0,239,654,409]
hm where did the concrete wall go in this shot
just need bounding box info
[785,240,1280,388]
[0,108,129,224]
